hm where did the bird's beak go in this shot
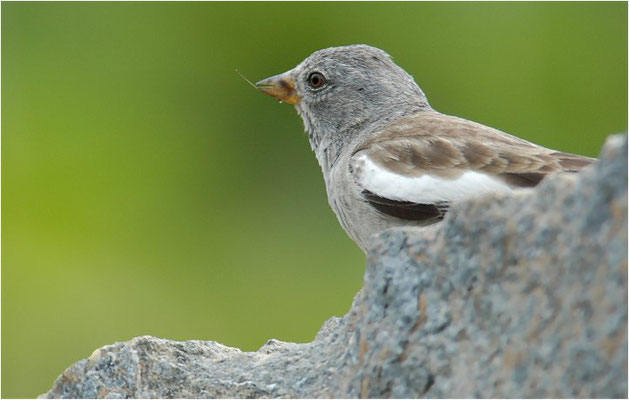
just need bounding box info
[256,72,301,105]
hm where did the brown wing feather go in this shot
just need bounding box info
[356,111,595,187]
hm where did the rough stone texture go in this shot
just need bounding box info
[42,135,627,399]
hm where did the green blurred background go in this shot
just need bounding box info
[2,2,626,397]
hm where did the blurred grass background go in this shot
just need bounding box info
[2,2,626,397]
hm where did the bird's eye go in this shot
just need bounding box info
[307,72,326,89]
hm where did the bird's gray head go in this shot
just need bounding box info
[257,45,430,168]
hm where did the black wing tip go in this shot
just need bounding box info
[362,190,449,222]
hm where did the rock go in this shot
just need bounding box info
[41,134,627,399]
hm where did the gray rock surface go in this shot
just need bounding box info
[42,134,627,399]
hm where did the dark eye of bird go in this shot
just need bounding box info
[307,72,326,89]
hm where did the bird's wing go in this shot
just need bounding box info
[349,112,594,221]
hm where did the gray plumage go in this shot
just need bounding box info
[257,44,594,253]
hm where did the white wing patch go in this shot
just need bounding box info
[351,152,513,204]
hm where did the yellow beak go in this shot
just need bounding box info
[256,72,301,105]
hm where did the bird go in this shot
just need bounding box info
[255,44,595,253]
